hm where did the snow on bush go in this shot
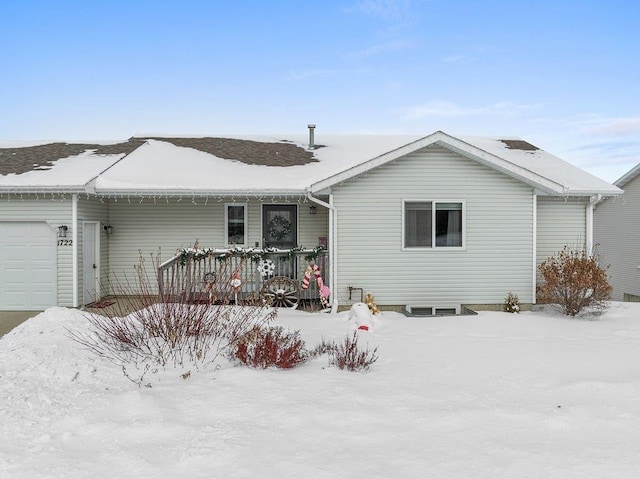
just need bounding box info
[68,254,276,386]
[69,303,276,386]
[232,325,308,369]
[537,245,612,317]
[503,292,521,313]
[329,331,379,372]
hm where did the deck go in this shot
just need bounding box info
[157,247,329,308]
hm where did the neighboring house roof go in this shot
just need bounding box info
[613,162,640,188]
[0,131,622,197]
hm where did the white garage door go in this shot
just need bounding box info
[0,222,57,310]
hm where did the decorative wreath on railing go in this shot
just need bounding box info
[267,215,292,242]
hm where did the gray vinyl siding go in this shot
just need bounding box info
[331,146,535,307]
[594,175,640,301]
[536,197,587,270]
[0,195,73,306]
[106,198,328,293]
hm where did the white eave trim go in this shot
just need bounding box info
[91,188,308,198]
[309,132,447,193]
[560,187,623,197]
[309,130,618,197]
[0,185,309,198]
[0,185,87,194]
[614,162,640,188]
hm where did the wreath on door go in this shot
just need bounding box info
[267,215,292,242]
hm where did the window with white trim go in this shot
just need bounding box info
[225,203,247,246]
[404,201,464,248]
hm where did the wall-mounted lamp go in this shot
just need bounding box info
[58,225,68,238]
[309,205,317,215]
[103,224,113,235]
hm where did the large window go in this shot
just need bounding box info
[404,201,463,248]
[226,203,247,246]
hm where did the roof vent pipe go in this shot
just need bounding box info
[308,124,316,149]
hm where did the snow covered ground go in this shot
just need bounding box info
[2,303,640,478]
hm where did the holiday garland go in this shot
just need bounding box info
[177,245,325,266]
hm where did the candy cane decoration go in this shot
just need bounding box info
[302,263,330,308]
[302,265,312,289]
[302,264,320,290]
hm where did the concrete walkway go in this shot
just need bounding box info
[0,311,40,338]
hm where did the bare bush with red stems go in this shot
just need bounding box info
[68,253,275,386]
[232,326,308,369]
[537,245,612,317]
[330,331,379,372]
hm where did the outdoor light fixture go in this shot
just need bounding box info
[103,224,113,235]
[58,225,68,238]
[309,205,317,215]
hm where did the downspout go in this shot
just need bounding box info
[72,193,79,308]
[307,192,339,313]
[532,192,537,305]
[587,194,603,256]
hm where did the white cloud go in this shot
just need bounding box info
[396,100,541,120]
[285,69,336,81]
[440,55,467,63]
[351,0,412,22]
[531,114,640,181]
[583,117,640,137]
[345,39,413,58]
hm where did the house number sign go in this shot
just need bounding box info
[58,239,73,246]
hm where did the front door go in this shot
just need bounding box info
[262,204,297,248]
[82,221,99,305]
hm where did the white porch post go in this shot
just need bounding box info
[307,192,339,313]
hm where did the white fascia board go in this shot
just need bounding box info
[91,188,307,198]
[614,162,640,188]
[309,131,448,193]
[560,187,623,197]
[0,185,87,194]
[435,136,565,195]
[309,131,567,195]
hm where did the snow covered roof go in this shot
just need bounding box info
[0,140,143,193]
[91,135,421,196]
[0,132,621,197]
[309,131,622,197]
[613,162,640,188]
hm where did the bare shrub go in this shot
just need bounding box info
[232,326,308,369]
[537,245,612,317]
[330,331,378,372]
[68,252,276,386]
[503,292,520,313]
[308,337,337,358]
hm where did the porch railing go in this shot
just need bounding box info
[157,248,328,305]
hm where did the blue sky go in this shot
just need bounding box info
[1,0,638,181]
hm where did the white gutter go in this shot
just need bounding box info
[72,193,79,308]
[587,194,604,256]
[0,186,86,194]
[306,192,339,313]
[92,189,307,198]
